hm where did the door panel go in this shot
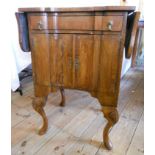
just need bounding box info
[31,34,50,86]
[50,34,73,87]
[98,35,121,95]
[74,35,94,90]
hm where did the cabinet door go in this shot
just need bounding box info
[97,34,121,104]
[74,35,94,90]
[50,34,74,88]
[31,34,50,86]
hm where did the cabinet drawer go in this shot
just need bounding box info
[29,15,94,30]
[95,16,123,31]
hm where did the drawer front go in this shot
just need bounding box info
[95,16,123,31]
[29,15,94,30]
[29,15,49,30]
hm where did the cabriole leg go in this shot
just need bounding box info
[102,106,119,150]
[32,97,48,135]
[60,87,65,106]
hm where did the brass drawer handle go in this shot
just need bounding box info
[107,21,113,31]
[37,20,44,30]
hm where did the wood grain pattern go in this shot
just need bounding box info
[31,34,50,86]
[96,35,121,106]
[74,35,94,90]
[50,34,74,88]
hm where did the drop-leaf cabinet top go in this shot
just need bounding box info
[16,6,140,150]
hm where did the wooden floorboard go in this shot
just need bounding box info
[11,67,144,155]
[126,113,144,155]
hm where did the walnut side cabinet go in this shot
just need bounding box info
[16,6,140,150]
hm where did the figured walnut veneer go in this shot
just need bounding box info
[16,6,139,150]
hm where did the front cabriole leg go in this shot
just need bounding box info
[32,97,48,135]
[102,106,119,150]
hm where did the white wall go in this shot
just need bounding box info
[121,49,132,78]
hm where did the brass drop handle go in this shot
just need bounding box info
[107,20,113,31]
[37,20,44,30]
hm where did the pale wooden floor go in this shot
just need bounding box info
[11,67,144,155]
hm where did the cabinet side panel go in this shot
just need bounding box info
[97,34,121,106]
